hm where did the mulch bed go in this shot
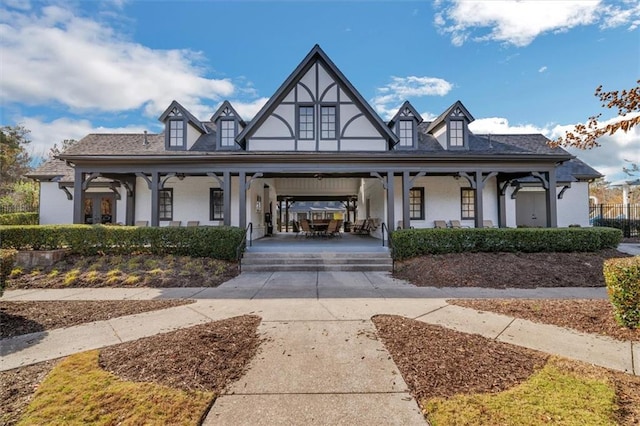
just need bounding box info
[373,315,640,425]
[449,299,640,342]
[394,249,629,288]
[7,254,237,289]
[99,315,262,392]
[1,315,262,425]
[0,300,192,339]
[372,315,549,400]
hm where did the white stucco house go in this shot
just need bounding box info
[29,45,600,239]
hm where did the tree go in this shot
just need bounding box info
[551,80,640,149]
[49,139,77,159]
[0,125,32,195]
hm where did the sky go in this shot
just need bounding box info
[1,0,639,183]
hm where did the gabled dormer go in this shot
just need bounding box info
[158,100,207,151]
[426,100,474,150]
[211,101,246,150]
[388,101,423,149]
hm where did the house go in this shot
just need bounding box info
[28,45,600,238]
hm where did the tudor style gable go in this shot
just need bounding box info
[236,45,398,152]
[158,100,207,151]
[426,100,474,150]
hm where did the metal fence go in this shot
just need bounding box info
[590,203,640,238]
[0,203,38,214]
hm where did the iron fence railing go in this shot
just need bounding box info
[589,203,639,238]
[0,203,38,214]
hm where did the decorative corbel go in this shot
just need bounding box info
[159,173,176,190]
[121,181,134,197]
[370,172,387,189]
[482,171,498,184]
[58,183,73,200]
[531,172,549,189]
[510,182,522,200]
[136,172,152,189]
[457,172,476,189]
[499,179,513,196]
[246,172,264,190]
[409,171,427,186]
[558,184,571,200]
[207,172,224,187]
[82,172,101,190]
[109,183,121,200]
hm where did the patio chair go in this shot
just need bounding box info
[292,220,301,237]
[325,219,340,238]
[168,221,181,227]
[299,219,315,237]
[351,219,365,233]
[186,221,199,227]
[135,220,149,227]
[434,220,448,229]
[483,220,496,228]
[449,220,469,228]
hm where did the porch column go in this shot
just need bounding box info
[223,171,231,226]
[386,171,395,232]
[474,171,484,228]
[402,171,411,230]
[150,172,159,227]
[123,177,136,226]
[238,171,247,229]
[497,180,508,228]
[73,168,84,224]
[545,169,558,227]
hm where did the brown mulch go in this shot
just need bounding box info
[7,254,238,289]
[372,314,549,400]
[394,249,629,288]
[0,300,192,339]
[100,315,262,392]
[449,299,640,342]
[0,360,57,426]
[373,315,640,425]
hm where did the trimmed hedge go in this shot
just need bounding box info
[0,212,38,225]
[604,256,640,328]
[0,248,17,297]
[0,225,246,261]
[593,218,640,238]
[390,227,623,260]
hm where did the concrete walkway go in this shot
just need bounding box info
[1,272,638,425]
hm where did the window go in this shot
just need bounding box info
[220,120,235,148]
[449,120,464,147]
[159,189,173,221]
[410,188,424,220]
[210,188,224,220]
[461,188,475,219]
[168,120,184,147]
[398,120,413,147]
[299,106,314,139]
[320,106,336,139]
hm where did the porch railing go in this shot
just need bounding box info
[236,222,252,274]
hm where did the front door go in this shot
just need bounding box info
[84,194,116,224]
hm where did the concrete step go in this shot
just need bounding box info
[241,264,393,272]
[241,251,393,272]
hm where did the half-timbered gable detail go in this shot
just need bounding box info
[158,100,208,151]
[236,45,398,152]
[211,101,246,150]
[426,100,474,150]
[388,101,423,150]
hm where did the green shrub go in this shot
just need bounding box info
[604,256,640,328]
[390,227,622,260]
[0,225,245,261]
[0,212,38,225]
[0,248,18,296]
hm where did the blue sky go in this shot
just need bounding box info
[1,0,638,182]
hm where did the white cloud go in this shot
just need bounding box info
[469,114,640,182]
[0,5,236,117]
[20,116,150,158]
[230,97,269,121]
[434,0,639,47]
[538,66,548,73]
[371,76,453,119]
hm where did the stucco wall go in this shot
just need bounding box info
[39,182,73,224]
[557,182,591,227]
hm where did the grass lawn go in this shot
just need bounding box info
[18,350,213,426]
